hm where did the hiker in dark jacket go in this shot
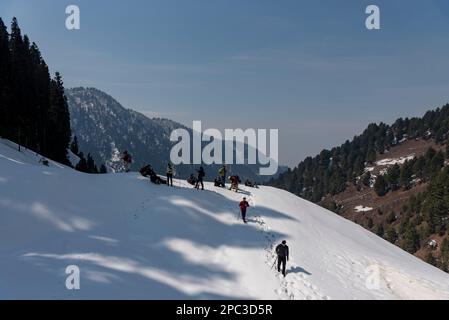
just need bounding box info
[166,162,174,187]
[275,240,289,277]
[195,166,205,190]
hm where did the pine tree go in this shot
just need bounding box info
[403,227,420,254]
[100,164,107,174]
[75,152,88,173]
[375,224,384,238]
[0,18,11,138]
[429,151,445,176]
[440,238,449,271]
[29,41,50,154]
[386,212,397,224]
[86,153,98,173]
[366,149,376,164]
[445,141,449,159]
[386,164,400,191]
[361,172,371,187]
[425,252,437,267]
[374,175,388,197]
[385,227,398,243]
[442,237,449,253]
[9,17,27,148]
[70,136,79,156]
[412,157,426,179]
[366,218,374,230]
[47,72,71,164]
[400,161,414,190]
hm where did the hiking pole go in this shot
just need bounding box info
[271,257,277,270]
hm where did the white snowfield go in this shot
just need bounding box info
[1,139,449,300]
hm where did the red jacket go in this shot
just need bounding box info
[239,201,249,211]
[122,154,132,163]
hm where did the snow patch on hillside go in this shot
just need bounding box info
[355,206,374,213]
[376,155,415,167]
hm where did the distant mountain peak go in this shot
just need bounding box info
[66,87,271,181]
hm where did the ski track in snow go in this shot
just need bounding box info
[247,191,330,300]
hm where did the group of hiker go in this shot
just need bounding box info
[123,151,173,187]
[139,164,166,185]
[186,167,205,190]
[122,151,258,191]
[122,150,291,277]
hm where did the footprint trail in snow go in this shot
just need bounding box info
[247,190,330,300]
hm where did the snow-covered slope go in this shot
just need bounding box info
[1,138,449,300]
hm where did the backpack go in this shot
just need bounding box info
[276,244,288,258]
[187,175,197,185]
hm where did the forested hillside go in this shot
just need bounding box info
[270,105,449,271]
[0,18,71,164]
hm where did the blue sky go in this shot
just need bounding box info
[1,0,449,166]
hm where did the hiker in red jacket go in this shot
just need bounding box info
[239,197,250,223]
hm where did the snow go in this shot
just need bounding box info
[428,240,438,248]
[68,150,80,167]
[376,155,415,167]
[1,139,449,300]
[355,206,374,213]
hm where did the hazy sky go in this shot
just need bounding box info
[2,0,449,166]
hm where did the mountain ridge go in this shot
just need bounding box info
[66,87,280,181]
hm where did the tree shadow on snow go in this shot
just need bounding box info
[8,175,299,299]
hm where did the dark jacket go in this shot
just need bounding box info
[140,165,155,177]
[276,244,289,259]
[197,167,205,179]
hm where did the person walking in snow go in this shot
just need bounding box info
[239,197,250,224]
[166,162,174,187]
[121,150,133,172]
[195,166,205,190]
[229,175,240,192]
[275,240,289,277]
[218,165,227,187]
